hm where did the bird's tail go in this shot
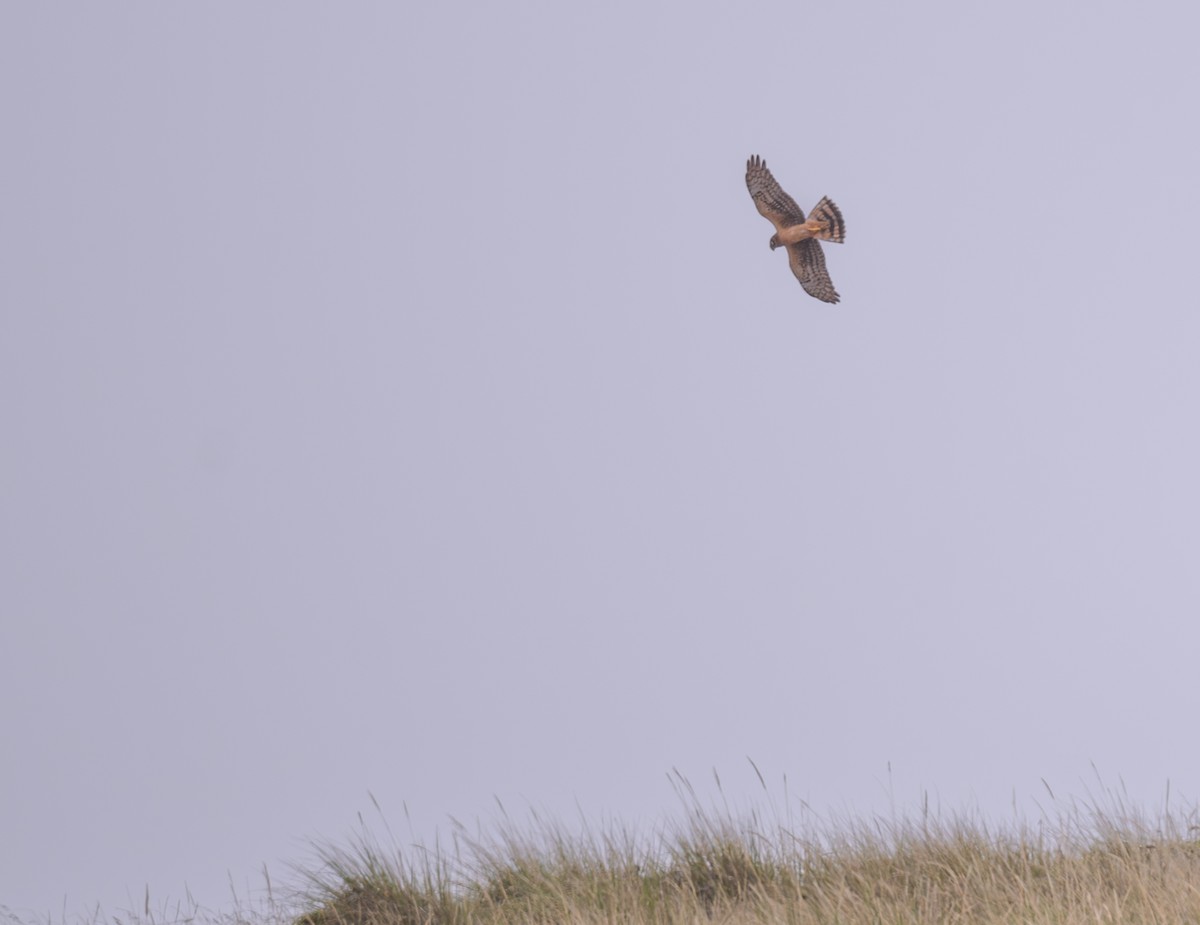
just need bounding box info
[807,197,846,243]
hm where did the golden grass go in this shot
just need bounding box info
[10,775,1200,925]
[293,778,1200,925]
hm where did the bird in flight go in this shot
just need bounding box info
[745,155,845,303]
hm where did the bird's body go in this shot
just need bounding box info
[745,155,844,303]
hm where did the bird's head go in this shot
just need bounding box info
[768,234,780,251]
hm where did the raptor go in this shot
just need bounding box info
[745,155,845,303]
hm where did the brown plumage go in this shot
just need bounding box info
[745,155,844,303]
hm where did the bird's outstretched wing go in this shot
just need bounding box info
[745,155,806,231]
[787,239,840,304]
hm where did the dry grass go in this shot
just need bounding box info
[293,777,1200,925]
[11,775,1200,925]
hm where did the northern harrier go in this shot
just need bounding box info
[745,155,845,303]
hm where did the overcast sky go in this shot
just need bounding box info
[4,0,1200,917]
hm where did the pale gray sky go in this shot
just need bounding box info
[4,1,1200,916]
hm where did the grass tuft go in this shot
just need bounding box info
[11,776,1200,925]
[291,778,1200,925]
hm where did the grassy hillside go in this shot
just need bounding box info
[295,780,1200,925]
[11,778,1200,925]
